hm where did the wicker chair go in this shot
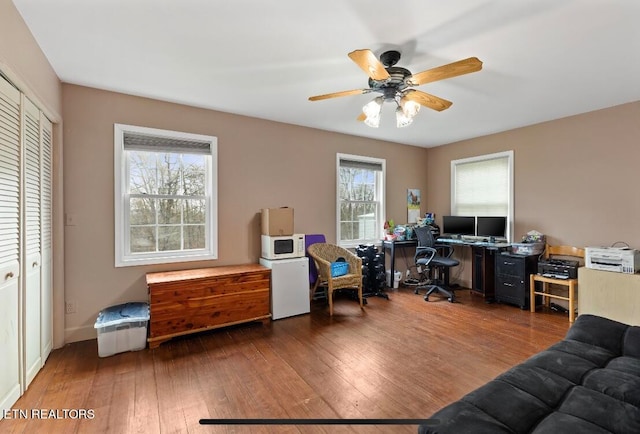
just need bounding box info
[307,243,364,316]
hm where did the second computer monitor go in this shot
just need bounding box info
[442,215,476,236]
[476,216,507,239]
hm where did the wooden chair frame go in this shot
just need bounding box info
[307,243,364,316]
[530,244,584,322]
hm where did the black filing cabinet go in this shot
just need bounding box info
[495,253,538,309]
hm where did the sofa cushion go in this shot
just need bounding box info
[557,386,640,433]
[421,315,640,434]
[583,364,640,407]
[417,401,512,434]
[532,412,612,434]
[460,380,550,433]
[496,365,574,408]
[606,355,640,377]
[623,325,640,358]
[522,348,597,383]
[547,338,617,366]
[564,314,629,354]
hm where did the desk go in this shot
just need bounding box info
[382,239,417,285]
[383,238,509,297]
[437,239,510,301]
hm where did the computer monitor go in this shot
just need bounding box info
[476,216,507,239]
[442,216,476,236]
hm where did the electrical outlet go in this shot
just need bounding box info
[65,300,77,314]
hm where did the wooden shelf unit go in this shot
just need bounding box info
[146,264,271,348]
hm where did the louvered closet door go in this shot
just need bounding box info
[40,114,53,362]
[23,96,41,388]
[0,76,22,411]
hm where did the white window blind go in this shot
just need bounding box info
[451,151,514,240]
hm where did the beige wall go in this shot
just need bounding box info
[426,101,640,286]
[6,0,640,343]
[1,1,64,348]
[0,3,61,119]
[61,84,429,341]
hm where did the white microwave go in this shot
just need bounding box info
[261,234,306,260]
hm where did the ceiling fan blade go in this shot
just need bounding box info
[408,57,483,86]
[308,89,368,101]
[348,49,391,81]
[357,112,367,122]
[403,90,452,112]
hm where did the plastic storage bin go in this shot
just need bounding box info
[511,242,545,256]
[94,302,149,357]
[330,261,349,277]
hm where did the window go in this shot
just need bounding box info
[337,154,385,248]
[114,124,217,267]
[451,150,514,240]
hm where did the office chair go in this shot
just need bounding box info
[413,226,460,302]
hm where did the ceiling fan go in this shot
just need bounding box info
[308,49,482,128]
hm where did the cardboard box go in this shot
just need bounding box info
[261,207,294,236]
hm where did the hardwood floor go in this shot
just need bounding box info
[2,287,571,434]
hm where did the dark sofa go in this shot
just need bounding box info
[420,314,640,433]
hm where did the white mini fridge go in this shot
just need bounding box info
[259,257,310,320]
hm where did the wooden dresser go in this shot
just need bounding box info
[146,264,271,348]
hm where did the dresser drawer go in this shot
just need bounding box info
[496,256,526,278]
[495,275,528,308]
[496,274,526,293]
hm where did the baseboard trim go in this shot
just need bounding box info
[64,325,96,344]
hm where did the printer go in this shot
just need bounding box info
[585,246,640,274]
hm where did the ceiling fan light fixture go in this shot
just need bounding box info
[363,97,383,128]
[400,98,421,118]
[396,106,414,128]
[363,97,383,117]
[364,114,381,128]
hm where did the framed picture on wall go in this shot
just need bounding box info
[407,189,421,224]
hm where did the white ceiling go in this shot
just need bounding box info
[13,0,640,148]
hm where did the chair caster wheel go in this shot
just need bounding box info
[447,297,454,303]
[424,296,429,302]
[414,289,419,294]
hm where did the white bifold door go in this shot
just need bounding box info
[0,72,23,413]
[0,74,53,412]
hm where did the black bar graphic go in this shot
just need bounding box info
[200,418,435,425]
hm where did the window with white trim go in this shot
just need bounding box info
[451,150,514,241]
[114,124,217,267]
[337,154,385,248]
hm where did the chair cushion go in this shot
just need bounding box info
[431,256,459,267]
